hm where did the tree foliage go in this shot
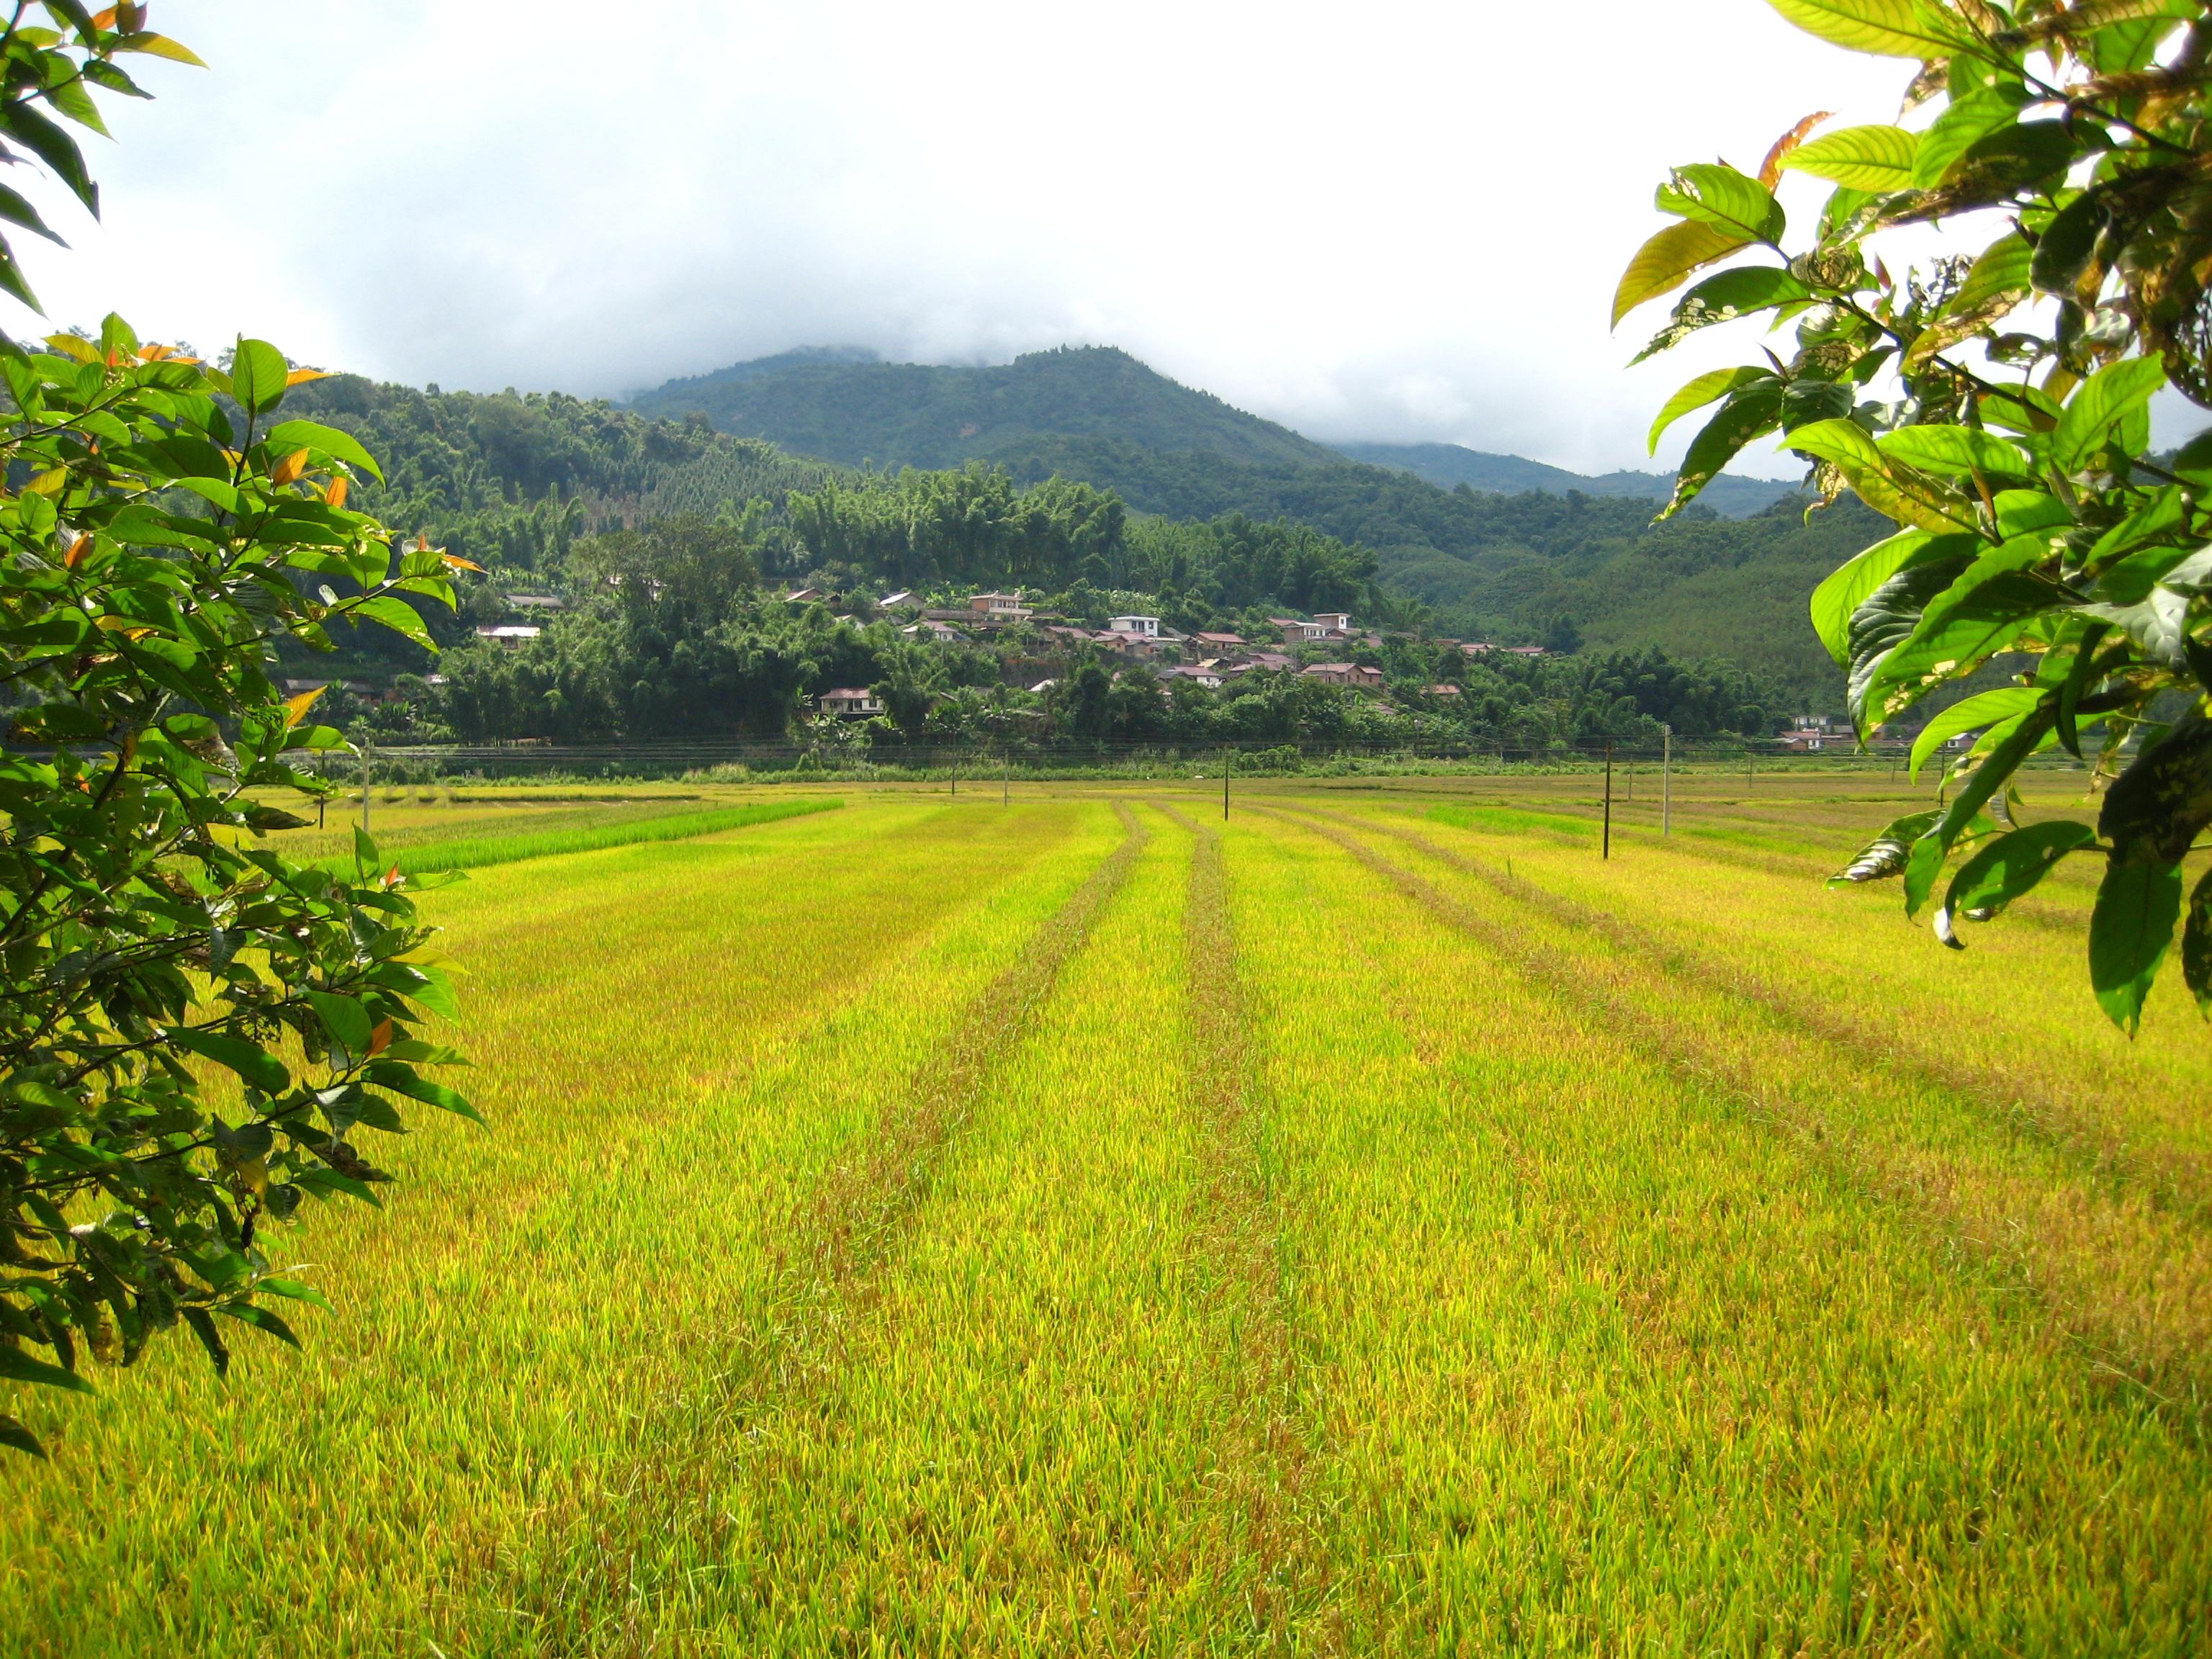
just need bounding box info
[0,9,469,1459]
[1624,0,2212,1031]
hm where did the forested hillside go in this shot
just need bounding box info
[276,367,1869,709]
[626,346,1339,471]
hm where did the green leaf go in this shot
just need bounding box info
[265,419,385,482]
[1792,416,1977,534]
[0,1414,46,1460]
[215,1303,300,1350]
[2082,589,2193,672]
[365,1062,484,1125]
[7,102,96,213]
[1782,415,1885,474]
[351,595,434,652]
[2033,189,2111,294]
[230,339,289,416]
[1910,687,2046,780]
[1903,829,1950,918]
[0,1343,93,1395]
[408,963,462,1023]
[1876,424,2029,479]
[1780,124,1920,191]
[2098,709,2212,868]
[1632,269,1812,364]
[2183,866,2212,1016]
[1861,550,2068,728]
[1912,86,2031,189]
[2056,620,2116,757]
[1940,121,2074,198]
[1613,220,1750,326]
[252,1276,333,1311]
[2090,855,2183,1033]
[1656,163,1786,243]
[1648,367,1776,454]
[1766,0,1964,55]
[1657,382,1784,518]
[114,31,210,66]
[305,990,374,1054]
[1980,385,2064,436]
[1828,807,1940,884]
[1919,709,2059,895]
[168,1026,290,1096]
[1936,819,2097,943]
[1810,529,1972,667]
[2051,355,2167,475]
[1845,552,1977,734]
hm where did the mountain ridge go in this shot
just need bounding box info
[625,345,1796,516]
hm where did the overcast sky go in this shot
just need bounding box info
[20,2,1958,477]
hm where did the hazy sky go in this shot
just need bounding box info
[22,2,1948,476]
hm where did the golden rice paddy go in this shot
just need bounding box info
[6,767,2209,1655]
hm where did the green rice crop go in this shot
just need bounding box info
[323,796,842,876]
[6,779,2211,1654]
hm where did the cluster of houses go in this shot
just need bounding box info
[810,593,1509,718]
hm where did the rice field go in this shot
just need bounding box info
[7,769,2212,1655]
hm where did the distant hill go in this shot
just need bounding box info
[1334,440,1804,518]
[627,344,1340,472]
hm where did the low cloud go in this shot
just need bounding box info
[27,1,1920,477]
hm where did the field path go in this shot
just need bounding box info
[1157,802,1336,1648]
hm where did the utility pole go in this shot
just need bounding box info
[1223,745,1231,821]
[1002,750,1010,806]
[1603,740,1613,861]
[950,755,957,797]
[1661,724,1672,839]
[360,741,372,832]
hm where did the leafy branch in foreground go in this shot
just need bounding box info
[1620,0,2212,1033]
[0,7,473,1460]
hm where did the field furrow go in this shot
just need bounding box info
[1342,805,2212,1218]
[1159,801,1334,1647]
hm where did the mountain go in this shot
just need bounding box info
[626,344,1340,472]
[629,347,1797,518]
[1332,441,1804,518]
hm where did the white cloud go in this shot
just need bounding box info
[21,1,1977,476]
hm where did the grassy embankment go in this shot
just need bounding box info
[5,775,2209,1654]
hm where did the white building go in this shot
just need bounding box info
[1107,615,1161,637]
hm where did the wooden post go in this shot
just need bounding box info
[1603,740,1613,861]
[1661,724,1672,838]
[360,742,371,832]
[950,755,957,797]
[1002,750,1010,806]
[1223,746,1231,821]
